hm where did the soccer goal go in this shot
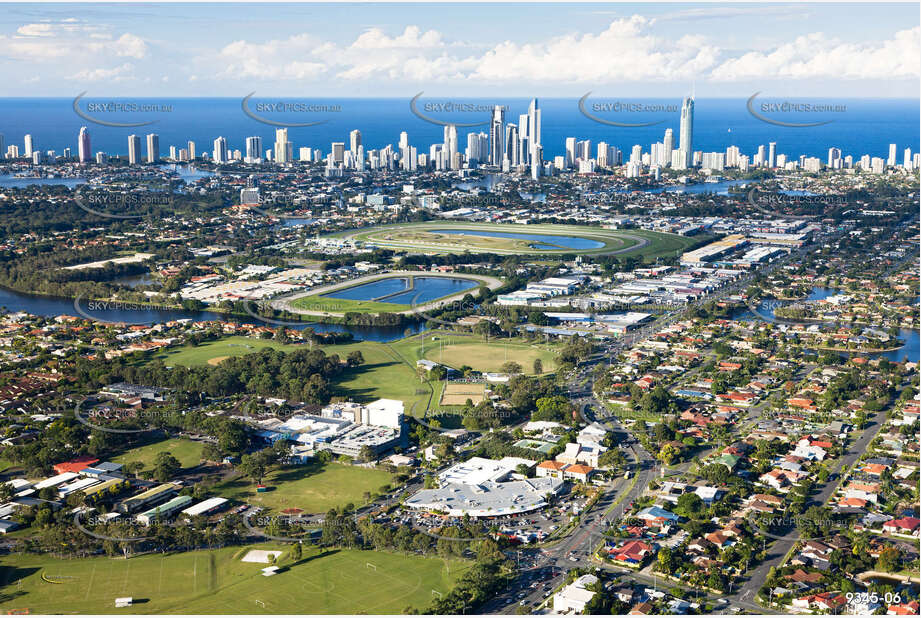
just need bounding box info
[431,590,443,599]
[365,563,377,572]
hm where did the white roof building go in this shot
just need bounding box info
[553,574,598,614]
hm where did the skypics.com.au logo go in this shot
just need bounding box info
[747,92,846,128]
[73,93,174,127]
[578,93,675,127]
[73,291,173,325]
[72,188,173,220]
[241,94,341,127]
[409,92,504,127]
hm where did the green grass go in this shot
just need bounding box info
[390,331,558,375]
[210,462,393,513]
[0,546,467,614]
[319,340,435,415]
[111,438,205,470]
[150,336,303,367]
[291,295,411,314]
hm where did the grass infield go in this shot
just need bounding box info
[210,462,393,514]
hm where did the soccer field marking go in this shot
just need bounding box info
[120,558,131,593]
[84,563,96,601]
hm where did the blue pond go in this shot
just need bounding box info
[322,276,478,305]
[430,229,604,251]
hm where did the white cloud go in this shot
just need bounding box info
[710,27,921,81]
[68,62,134,82]
[1,20,148,62]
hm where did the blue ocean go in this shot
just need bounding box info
[0,97,917,162]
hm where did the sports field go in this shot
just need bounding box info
[0,546,466,614]
[150,336,302,367]
[210,462,393,513]
[409,334,557,375]
[111,437,204,470]
[440,382,486,406]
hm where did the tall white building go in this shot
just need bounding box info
[663,128,674,166]
[77,126,91,163]
[887,143,897,166]
[629,144,642,165]
[677,96,694,169]
[245,136,263,163]
[565,137,577,169]
[145,133,159,163]
[212,136,228,163]
[489,105,505,166]
[331,142,345,166]
[465,132,488,166]
[274,128,292,163]
[726,145,740,168]
[128,134,141,164]
[349,129,362,156]
[767,142,777,168]
[527,98,541,167]
[444,125,459,170]
[187,141,196,160]
[23,134,34,157]
[827,147,841,168]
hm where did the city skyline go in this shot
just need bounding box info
[3,94,917,175]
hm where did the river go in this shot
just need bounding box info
[731,287,919,363]
[0,286,422,342]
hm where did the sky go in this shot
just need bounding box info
[0,2,918,97]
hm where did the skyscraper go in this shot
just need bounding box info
[443,125,459,170]
[146,133,159,163]
[78,127,91,163]
[565,137,577,169]
[663,128,674,167]
[678,96,694,169]
[350,129,362,156]
[274,128,291,163]
[24,134,34,157]
[245,136,263,163]
[505,123,518,167]
[128,134,141,164]
[887,143,897,166]
[768,142,777,168]
[187,141,196,160]
[331,142,345,165]
[489,105,505,166]
[212,137,228,163]
[527,98,541,166]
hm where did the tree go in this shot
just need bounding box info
[347,350,364,367]
[153,452,181,482]
[876,547,900,573]
[238,453,267,484]
[500,361,522,375]
[533,395,570,422]
[657,443,679,466]
[674,492,705,519]
[358,445,376,463]
[532,358,543,375]
[657,547,676,575]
